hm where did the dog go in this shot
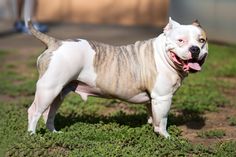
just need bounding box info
[27,18,208,138]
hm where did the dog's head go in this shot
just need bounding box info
[164,18,208,73]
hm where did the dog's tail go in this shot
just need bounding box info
[27,20,57,47]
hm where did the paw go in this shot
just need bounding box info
[52,130,63,134]
[154,126,170,138]
[161,131,170,138]
[46,124,57,132]
[27,130,36,135]
[147,117,153,124]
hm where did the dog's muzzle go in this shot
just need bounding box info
[189,46,200,59]
[169,49,207,73]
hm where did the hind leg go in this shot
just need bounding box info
[42,95,63,132]
[28,80,63,134]
[146,103,153,124]
[42,85,72,132]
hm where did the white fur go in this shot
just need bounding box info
[28,40,98,133]
[148,34,182,137]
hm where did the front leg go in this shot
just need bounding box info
[151,94,172,138]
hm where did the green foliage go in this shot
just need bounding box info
[173,77,227,112]
[227,116,236,126]
[0,54,37,97]
[0,105,205,157]
[213,141,236,157]
[207,44,236,77]
[0,50,7,60]
[197,130,226,139]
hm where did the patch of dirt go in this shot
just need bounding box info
[0,95,16,103]
[179,106,236,146]
[1,48,41,76]
[178,76,236,146]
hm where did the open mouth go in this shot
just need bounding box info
[170,51,207,72]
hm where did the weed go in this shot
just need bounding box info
[227,116,236,126]
[212,141,236,156]
[0,50,7,60]
[197,130,226,139]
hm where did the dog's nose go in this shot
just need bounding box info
[189,46,200,59]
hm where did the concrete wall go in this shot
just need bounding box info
[170,0,236,44]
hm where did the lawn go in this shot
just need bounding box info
[0,44,236,156]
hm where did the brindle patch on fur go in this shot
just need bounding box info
[199,28,207,49]
[37,41,62,78]
[201,30,207,40]
[88,39,157,100]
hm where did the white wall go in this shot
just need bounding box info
[170,0,236,44]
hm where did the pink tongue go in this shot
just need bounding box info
[188,62,201,71]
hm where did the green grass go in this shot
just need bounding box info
[0,44,236,156]
[197,130,226,139]
[227,116,236,126]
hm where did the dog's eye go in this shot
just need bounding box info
[178,39,184,43]
[199,38,206,43]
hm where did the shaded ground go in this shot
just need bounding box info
[179,106,236,145]
[1,21,236,151]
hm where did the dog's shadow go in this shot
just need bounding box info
[55,112,148,130]
[168,109,206,129]
[54,109,205,131]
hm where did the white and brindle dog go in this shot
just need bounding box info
[27,18,208,138]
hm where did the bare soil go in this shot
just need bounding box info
[179,106,236,145]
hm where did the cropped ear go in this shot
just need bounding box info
[164,17,181,34]
[192,19,202,28]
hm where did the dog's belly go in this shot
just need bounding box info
[127,93,150,103]
[64,81,150,103]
